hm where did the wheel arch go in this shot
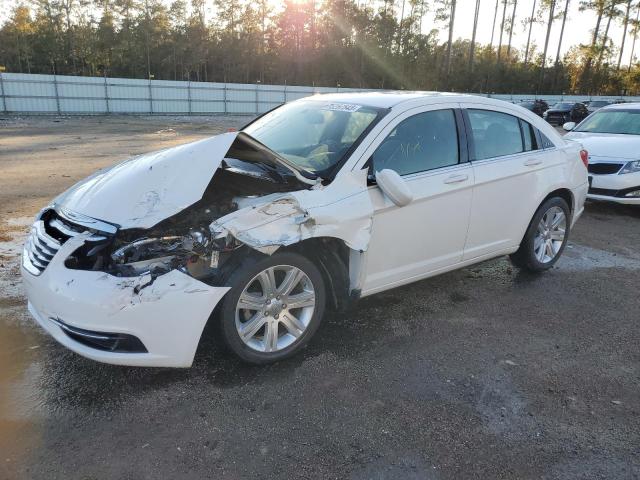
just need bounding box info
[281,237,353,312]
[517,187,574,248]
[541,187,574,218]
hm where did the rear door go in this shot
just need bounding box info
[461,106,548,260]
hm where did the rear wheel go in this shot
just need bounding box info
[219,251,326,364]
[510,197,570,272]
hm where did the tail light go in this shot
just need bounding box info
[580,150,589,169]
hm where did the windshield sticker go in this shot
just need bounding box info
[321,103,362,113]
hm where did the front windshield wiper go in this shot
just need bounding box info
[237,132,321,185]
[221,158,286,183]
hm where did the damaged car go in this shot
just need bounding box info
[22,93,589,367]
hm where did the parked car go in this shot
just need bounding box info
[519,99,549,117]
[22,93,588,367]
[544,102,590,125]
[564,103,640,204]
[585,99,613,114]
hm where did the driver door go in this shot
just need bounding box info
[360,105,474,295]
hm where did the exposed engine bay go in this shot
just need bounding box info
[60,136,309,288]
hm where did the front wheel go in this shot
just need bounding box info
[218,251,326,364]
[510,197,571,272]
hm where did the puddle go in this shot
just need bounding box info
[556,243,640,271]
[0,228,27,299]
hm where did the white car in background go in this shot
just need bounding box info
[22,93,588,367]
[564,103,640,204]
[584,99,613,114]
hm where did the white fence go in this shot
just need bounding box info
[0,72,638,115]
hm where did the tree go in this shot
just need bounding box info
[555,0,570,67]
[628,2,640,71]
[435,0,458,80]
[489,0,500,51]
[578,0,607,91]
[552,0,571,90]
[617,0,633,68]
[538,0,557,92]
[4,0,640,95]
[524,0,538,65]
[469,0,481,71]
[506,0,518,60]
[497,0,508,62]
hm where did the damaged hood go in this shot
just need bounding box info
[54,133,238,229]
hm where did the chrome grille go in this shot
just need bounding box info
[24,221,61,274]
[23,210,109,275]
[588,162,624,175]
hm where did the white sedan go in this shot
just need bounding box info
[563,103,640,205]
[22,93,588,367]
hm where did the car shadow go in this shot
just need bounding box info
[585,199,640,219]
[29,254,532,412]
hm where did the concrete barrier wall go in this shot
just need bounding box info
[1,72,638,115]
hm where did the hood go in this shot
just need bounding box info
[54,132,238,230]
[546,107,571,113]
[564,131,640,160]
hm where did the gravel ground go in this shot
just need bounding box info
[0,116,638,480]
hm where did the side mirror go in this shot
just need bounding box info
[563,121,576,131]
[376,169,413,207]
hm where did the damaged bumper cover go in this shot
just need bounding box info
[22,234,229,367]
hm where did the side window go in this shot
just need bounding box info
[520,119,538,151]
[371,109,459,176]
[539,131,555,149]
[467,109,524,160]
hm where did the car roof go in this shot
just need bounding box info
[301,91,552,111]
[303,91,478,109]
[600,102,640,110]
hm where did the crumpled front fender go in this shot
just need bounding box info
[210,169,374,255]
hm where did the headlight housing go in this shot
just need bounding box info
[110,233,210,276]
[620,160,640,174]
[108,230,242,278]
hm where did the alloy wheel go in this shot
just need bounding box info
[235,265,316,353]
[533,206,566,264]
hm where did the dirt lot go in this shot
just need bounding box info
[1,116,639,479]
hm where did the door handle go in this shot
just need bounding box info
[443,174,469,184]
[524,158,543,166]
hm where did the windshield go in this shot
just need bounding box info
[552,102,573,109]
[575,109,640,134]
[589,101,610,107]
[243,100,385,176]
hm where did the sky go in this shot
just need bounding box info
[0,0,635,66]
[441,0,634,64]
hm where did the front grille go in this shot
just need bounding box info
[588,163,624,175]
[588,187,618,196]
[546,113,566,124]
[23,210,108,275]
[589,185,640,198]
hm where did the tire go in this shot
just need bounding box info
[218,251,326,364]
[510,197,571,272]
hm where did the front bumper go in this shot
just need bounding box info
[587,193,640,205]
[587,171,640,205]
[22,234,230,367]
